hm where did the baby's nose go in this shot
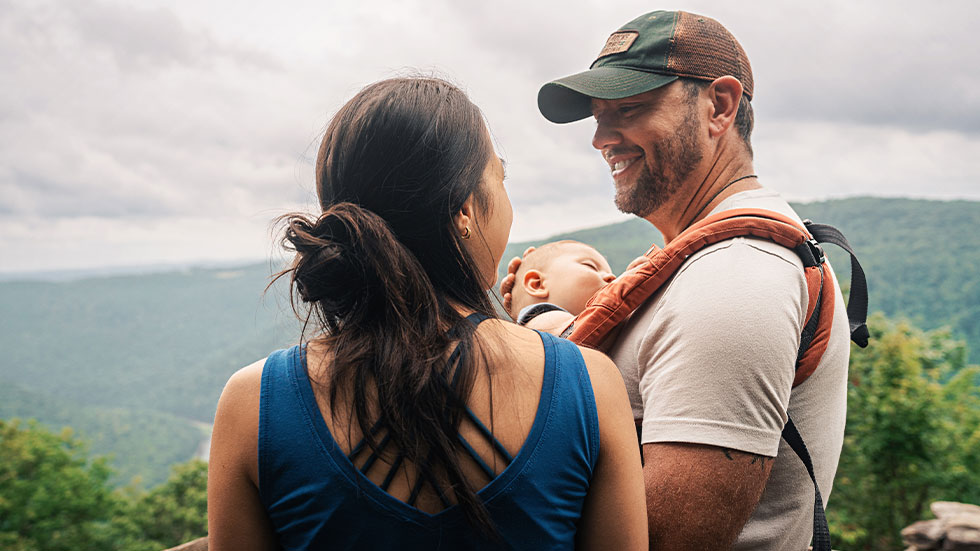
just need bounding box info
[602,272,616,283]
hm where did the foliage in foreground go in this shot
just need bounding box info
[828,314,980,550]
[0,419,208,551]
[0,420,117,551]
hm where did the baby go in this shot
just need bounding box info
[505,240,616,334]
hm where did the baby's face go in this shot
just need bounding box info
[543,243,615,315]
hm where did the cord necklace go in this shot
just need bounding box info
[687,174,759,226]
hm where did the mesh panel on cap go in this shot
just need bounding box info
[667,12,754,98]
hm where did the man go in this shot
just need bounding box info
[507,10,851,550]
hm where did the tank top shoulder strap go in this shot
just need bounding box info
[258,345,308,507]
[465,312,490,325]
[533,331,601,470]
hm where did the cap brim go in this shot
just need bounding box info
[538,67,679,124]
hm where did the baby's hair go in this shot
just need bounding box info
[511,240,593,314]
[519,240,583,272]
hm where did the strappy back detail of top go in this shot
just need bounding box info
[257,318,600,550]
[343,312,513,509]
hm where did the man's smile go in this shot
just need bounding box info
[605,150,644,178]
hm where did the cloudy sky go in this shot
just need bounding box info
[2,0,978,274]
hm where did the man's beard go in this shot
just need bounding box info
[614,105,703,218]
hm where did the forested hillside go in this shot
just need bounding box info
[795,198,980,365]
[0,381,204,486]
[0,263,298,486]
[2,197,978,487]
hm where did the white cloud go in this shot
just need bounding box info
[755,121,980,201]
[2,0,978,273]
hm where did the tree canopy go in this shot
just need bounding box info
[829,314,980,549]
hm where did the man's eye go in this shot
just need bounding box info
[619,105,639,115]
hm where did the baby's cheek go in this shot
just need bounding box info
[577,279,607,309]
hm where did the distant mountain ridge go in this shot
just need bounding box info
[2,197,977,487]
[0,259,268,283]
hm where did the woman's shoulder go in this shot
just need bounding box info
[484,319,619,383]
[576,346,626,413]
[211,357,269,487]
[477,318,539,354]
[218,358,267,416]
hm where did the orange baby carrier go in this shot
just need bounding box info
[562,208,870,551]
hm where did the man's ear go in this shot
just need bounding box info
[705,76,742,138]
[522,269,549,299]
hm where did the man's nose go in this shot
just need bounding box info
[592,121,622,151]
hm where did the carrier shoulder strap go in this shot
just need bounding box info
[569,209,818,351]
[566,208,869,363]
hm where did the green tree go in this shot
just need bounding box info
[828,315,980,550]
[116,459,209,550]
[0,419,210,551]
[0,419,120,551]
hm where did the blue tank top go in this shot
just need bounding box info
[258,329,599,550]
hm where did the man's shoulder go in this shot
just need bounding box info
[667,233,809,310]
[679,233,806,280]
[709,187,801,222]
[677,186,808,283]
[613,224,811,358]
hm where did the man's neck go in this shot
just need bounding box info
[646,156,759,243]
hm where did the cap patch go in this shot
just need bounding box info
[596,31,638,59]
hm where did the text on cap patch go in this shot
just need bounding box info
[596,31,638,59]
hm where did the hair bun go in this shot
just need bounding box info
[284,204,369,312]
[279,201,438,328]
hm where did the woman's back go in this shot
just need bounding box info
[258,317,600,549]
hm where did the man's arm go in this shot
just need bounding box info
[643,443,773,550]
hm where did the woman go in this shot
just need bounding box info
[207,77,646,550]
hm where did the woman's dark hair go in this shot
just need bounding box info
[274,77,500,534]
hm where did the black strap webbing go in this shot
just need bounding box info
[804,222,870,348]
[782,417,831,551]
[796,266,824,366]
[787,220,871,551]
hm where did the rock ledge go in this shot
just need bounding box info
[902,501,980,551]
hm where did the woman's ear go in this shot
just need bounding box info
[454,193,476,237]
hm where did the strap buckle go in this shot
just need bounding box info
[795,238,826,267]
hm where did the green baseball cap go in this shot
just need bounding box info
[538,10,754,123]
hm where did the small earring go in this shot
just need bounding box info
[461,226,471,239]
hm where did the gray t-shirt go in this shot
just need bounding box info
[607,189,849,550]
